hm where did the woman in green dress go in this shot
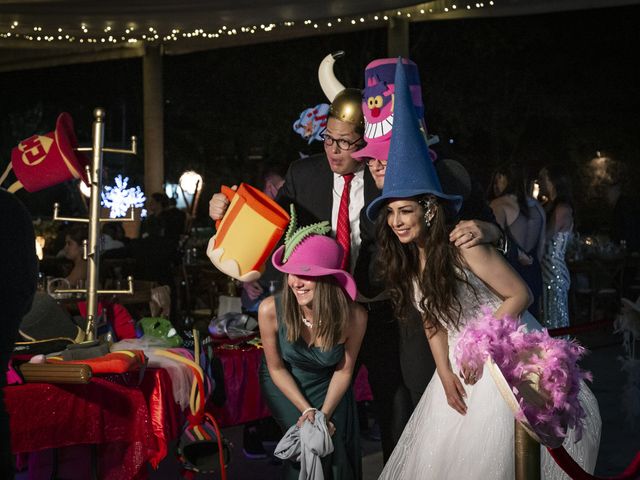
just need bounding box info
[258,220,367,480]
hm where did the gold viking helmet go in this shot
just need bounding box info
[318,51,364,130]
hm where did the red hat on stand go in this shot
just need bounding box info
[5,112,89,193]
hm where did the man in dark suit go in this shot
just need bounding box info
[210,87,378,273]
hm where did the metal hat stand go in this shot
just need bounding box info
[52,108,138,345]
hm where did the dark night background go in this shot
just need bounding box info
[1,4,639,235]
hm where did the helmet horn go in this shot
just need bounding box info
[318,51,346,102]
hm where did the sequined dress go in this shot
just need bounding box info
[378,269,601,480]
[541,231,572,329]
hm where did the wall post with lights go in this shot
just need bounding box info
[143,44,164,195]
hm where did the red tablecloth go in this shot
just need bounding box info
[4,368,182,479]
[210,344,373,427]
[210,345,271,427]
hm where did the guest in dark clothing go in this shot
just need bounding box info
[140,192,169,239]
[489,164,545,317]
[160,197,187,241]
[134,193,181,286]
[607,183,640,253]
[605,182,640,298]
[0,189,38,478]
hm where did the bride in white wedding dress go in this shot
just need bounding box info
[371,195,601,480]
[378,265,601,479]
[366,58,601,480]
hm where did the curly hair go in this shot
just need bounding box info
[374,195,474,334]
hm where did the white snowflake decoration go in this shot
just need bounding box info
[101,175,146,218]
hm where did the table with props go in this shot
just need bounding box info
[4,351,183,480]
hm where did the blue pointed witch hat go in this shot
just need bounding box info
[366,58,462,221]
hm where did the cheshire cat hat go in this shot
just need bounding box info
[366,58,463,221]
[271,205,357,301]
[352,57,437,162]
[0,113,89,193]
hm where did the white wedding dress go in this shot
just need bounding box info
[379,269,601,480]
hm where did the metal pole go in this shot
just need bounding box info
[387,17,410,58]
[515,421,541,480]
[85,108,106,341]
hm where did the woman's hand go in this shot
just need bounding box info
[327,420,336,436]
[296,408,316,428]
[459,364,482,385]
[439,368,468,415]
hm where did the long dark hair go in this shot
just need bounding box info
[490,163,530,218]
[281,274,350,351]
[541,165,574,216]
[375,195,473,334]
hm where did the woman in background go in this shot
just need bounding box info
[539,165,574,329]
[63,224,88,287]
[489,163,546,316]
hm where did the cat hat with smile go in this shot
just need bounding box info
[366,58,463,221]
[352,57,437,163]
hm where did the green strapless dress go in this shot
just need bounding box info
[259,295,361,480]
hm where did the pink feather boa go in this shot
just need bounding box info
[454,308,592,445]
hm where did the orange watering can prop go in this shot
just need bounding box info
[207,183,290,282]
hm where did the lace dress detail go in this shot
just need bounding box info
[541,231,572,329]
[378,270,601,480]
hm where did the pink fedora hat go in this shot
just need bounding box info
[272,235,357,301]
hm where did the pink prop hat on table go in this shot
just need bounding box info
[0,112,89,193]
[271,206,357,301]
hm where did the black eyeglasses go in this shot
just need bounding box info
[320,131,363,151]
[365,158,388,167]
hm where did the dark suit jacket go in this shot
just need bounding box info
[260,153,377,285]
[276,153,378,229]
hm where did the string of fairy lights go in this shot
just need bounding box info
[0,1,496,46]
